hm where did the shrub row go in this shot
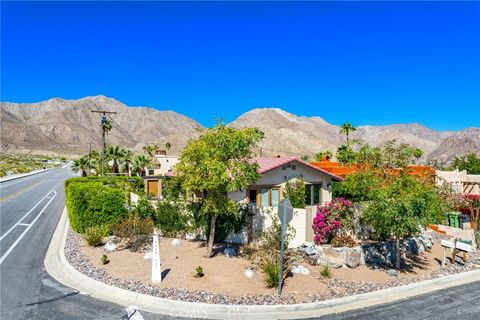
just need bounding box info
[65,178,129,233]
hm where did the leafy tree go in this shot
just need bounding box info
[333,170,382,202]
[175,124,264,257]
[336,145,357,165]
[72,156,94,177]
[283,177,306,208]
[363,173,447,269]
[450,153,480,174]
[339,122,356,145]
[132,155,151,176]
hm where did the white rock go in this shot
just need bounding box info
[244,268,254,279]
[104,242,117,252]
[291,265,310,275]
[171,239,182,247]
[143,252,152,260]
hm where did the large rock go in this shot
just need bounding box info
[345,248,361,268]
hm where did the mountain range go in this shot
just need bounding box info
[1,95,479,162]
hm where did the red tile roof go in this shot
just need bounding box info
[252,157,343,181]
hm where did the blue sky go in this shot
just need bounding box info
[1,1,479,130]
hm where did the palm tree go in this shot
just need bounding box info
[142,144,158,157]
[122,148,134,176]
[72,156,93,177]
[107,145,123,174]
[413,148,424,164]
[132,154,151,177]
[339,123,356,145]
[165,142,172,155]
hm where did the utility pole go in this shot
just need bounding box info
[91,110,117,176]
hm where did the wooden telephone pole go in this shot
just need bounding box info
[91,110,117,176]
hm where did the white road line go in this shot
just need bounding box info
[0,179,64,241]
[0,190,57,265]
[18,223,30,227]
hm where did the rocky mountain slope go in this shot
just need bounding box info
[1,96,478,161]
[1,96,203,155]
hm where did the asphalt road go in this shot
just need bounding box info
[1,168,479,320]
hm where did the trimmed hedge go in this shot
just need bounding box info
[64,175,144,193]
[65,178,128,233]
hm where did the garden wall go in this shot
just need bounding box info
[225,206,316,248]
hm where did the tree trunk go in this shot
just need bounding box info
[113,160,119,174]
[206,215,217,258]
[125,162,130,176]
[81,169,87,177]
[395,237,401,269]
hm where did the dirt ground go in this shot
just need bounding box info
[81,237,449,300]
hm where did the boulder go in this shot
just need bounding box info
[291,265,310,275]
[345,248,361,268]
[223,247,237,257]
[386,269,398,277]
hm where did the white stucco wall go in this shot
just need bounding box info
[224,206,309,248]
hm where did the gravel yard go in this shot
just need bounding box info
[65,229,480,305]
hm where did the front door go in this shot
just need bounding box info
[147,180,158,197]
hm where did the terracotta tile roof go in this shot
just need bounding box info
[252,157,343,181]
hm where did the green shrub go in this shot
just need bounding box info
[83,225,110,246]
[260,212,296,252]
[155,201,192,237]
[133,197,156,220]
[283,177,306,209]
[112,214,154,252]
[320,264,332,278]
[66,180,128,233]
[101,254,109,265]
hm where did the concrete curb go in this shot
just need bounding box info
[45,207,480,319]
[0,168,56,183]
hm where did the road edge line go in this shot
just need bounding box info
[45,207,480,319]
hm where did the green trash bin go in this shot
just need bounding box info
[448,212,460,228]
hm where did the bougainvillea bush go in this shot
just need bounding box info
[461,195,480,229]
[312,198,352,245]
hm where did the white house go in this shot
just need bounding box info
[226,157,343,247]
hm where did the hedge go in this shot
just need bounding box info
[64,175,143,192]
[65,179,128,233]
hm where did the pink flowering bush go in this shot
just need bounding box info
[312,198,352,244]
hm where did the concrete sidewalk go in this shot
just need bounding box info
[45,208,480,320]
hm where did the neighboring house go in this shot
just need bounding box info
[143,149,179,197]
[436,170,480,195]
[310,155,436,180]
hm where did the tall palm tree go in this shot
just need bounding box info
[413,148,424,164]
[339,123,356,145]
[165,142,172,154]
[132,154,151,177]
[122,148,134,176]
[107,145,123,174]
[142,144,158,157]
[72,156,93,177]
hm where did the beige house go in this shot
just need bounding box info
[143,149,178,197]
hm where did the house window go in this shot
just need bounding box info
[305,183,323,205]
[282,166,286,170]
[292,165,296,170]
[258,187,281,207]
[148,169,154,175]
[249,189,257,206]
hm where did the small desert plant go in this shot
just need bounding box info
[83,225,110,246]
[112,214,154,252]
[331,235,356,248]
[101,254,109,265]
[195,266,204,277]
[320,264,332,278]
[260,252,292,288]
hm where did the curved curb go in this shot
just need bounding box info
[45,207,480,320]
[0,168,57,183]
